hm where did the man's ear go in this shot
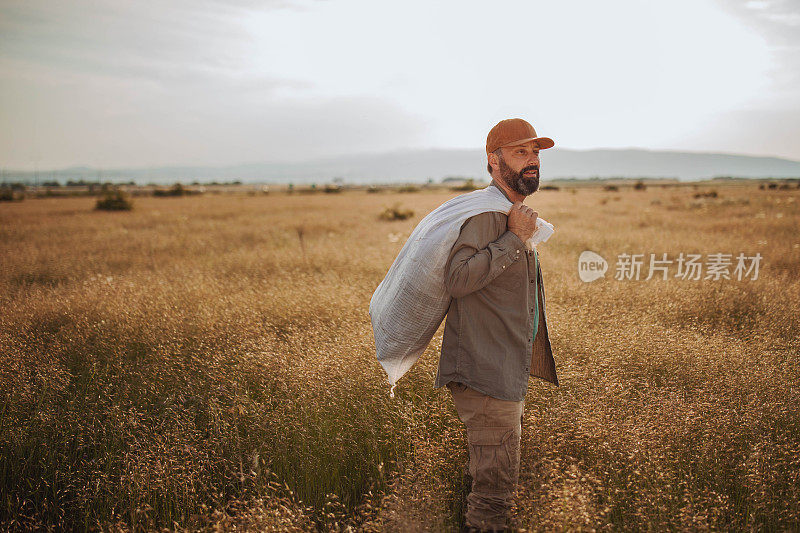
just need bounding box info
[488,152,499,173]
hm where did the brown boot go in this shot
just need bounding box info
[460,526,509,533]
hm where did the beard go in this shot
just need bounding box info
[498,156,539,196]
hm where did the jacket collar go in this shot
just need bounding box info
[489,178,513,202]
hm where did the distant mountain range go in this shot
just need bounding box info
[5,148,800,185]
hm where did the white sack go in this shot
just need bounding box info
[369,185,554,397]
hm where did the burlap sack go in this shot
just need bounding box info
[369,185,553,397]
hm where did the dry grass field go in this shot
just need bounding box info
[1,183,799,531]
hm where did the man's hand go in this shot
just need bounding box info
[507,201,538,242]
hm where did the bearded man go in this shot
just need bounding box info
[433,118,559,533]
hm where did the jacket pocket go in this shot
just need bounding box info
[489,268,522,294]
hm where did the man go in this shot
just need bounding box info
[433,118,559,532]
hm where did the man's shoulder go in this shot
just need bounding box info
[463,210,507,226]
[457,210,508,241]
[464,209,507,228]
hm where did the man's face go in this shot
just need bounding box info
[496,142,541,196]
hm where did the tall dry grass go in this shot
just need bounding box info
[0,184,798,531]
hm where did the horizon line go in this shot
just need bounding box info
[3,145,800,173]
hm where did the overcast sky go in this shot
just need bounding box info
[1,0,798,170]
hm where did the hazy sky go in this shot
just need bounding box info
[1,0,798,169]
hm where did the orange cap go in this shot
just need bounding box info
[486,118,555,155]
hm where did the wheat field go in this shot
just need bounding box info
[1,183,799,532]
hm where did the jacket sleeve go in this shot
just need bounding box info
[444,211,526,298]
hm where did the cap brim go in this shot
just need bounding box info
[501,136,555,150]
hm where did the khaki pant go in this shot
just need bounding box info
[447,381,525,530]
